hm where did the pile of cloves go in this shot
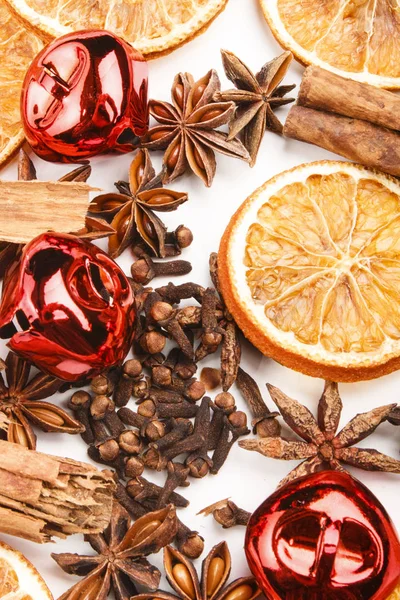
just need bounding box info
[69,253,250,558]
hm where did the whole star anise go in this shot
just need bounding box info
[89,149,188,258]
[215,50,295,166]
[131,542,260,600]
[143,70,250,187]
[0,351,84,449]
[240,380,400,487]
[52,503,178,600]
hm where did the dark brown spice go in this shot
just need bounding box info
[89,148,189,258]
[130,542,260,600]
[199,498,251,528]
[215,50,295,166]
[131,255,192,285]
[240,380,400,487]
[211,411,250,474]
[143,70,250,186]
[236,367,281,437]
[53,503,178,600]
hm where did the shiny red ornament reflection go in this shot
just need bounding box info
[245,471,400,600]
[0,233,135,381]
[21,29,148,162]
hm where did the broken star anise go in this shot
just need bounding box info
[0,351,84,449]
[131,542,260,600]
[143,70,250,187]
[89,148,188,258]
[240,380,400,487]
[52,503,178,600]
[215,50,295,166]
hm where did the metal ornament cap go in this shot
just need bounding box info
[245,471,400,600]
[0,233,136,381]
[21,29,149,162]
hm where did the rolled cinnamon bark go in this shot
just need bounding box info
[283,106,400,177]
[0,441,115,543]
[298,66,400,132]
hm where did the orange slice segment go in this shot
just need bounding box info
[4,0,228,59]
[259,0,400,87]
[0,540,52,600]
[219,161,400,382]
[0,0,42,169]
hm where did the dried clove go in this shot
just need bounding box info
[199,498,251,528]
[186,398,213,478]
[69,391,94,445]
[113,359,143,407]
[236,367,281,437]
[208,392,236,451]
[211,411,250,474]
[131,255,192,285]
[155,282,205,304]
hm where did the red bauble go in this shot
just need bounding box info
[0,233,135,381]
[245,471,400,600]
[21,30,148,162]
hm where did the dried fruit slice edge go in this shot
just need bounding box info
[219,160,400,382]
[0,540,52,599]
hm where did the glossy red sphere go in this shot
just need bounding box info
[245,471,400,600]
[21,29,148,162]
[0,233,135,381]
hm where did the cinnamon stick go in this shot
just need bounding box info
[0,180,99,244]
[0,441,115,543]
[298,66,400,132]
[283,106,400,178]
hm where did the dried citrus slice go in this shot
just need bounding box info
[259,0,400,88]
[388,585,400,600]
[0,0,42,169]
[4,0,228,59]
[219,161,400,382]
[0,540,52,600]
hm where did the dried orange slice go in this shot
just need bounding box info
[0,540,52,600]
[0,0,42,169]
[4,0,228,59]
[219,161,400,382]
[259,0,400,88]
[388,585,400,600]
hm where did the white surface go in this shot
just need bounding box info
[2,0,400,597]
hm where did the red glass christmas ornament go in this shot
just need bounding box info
[0,233,135,381]
[245,471,400,600]
[21,29,148,162]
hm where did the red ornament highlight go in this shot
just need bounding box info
[0,233,135,381]
[21,30,148,162]
[245,471,400,600]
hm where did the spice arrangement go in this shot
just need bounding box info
[2,4,400,600]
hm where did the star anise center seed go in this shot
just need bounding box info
[318,442,333,461]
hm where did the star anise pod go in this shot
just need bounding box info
[131,542,260,600]
[52,502,178,600]
[0,351,84,449]
[143,70,250,187]
[240,380,400,487]
[89,149,188,258]
[215,50,295,166]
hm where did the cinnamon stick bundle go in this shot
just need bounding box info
[297,66,400,132]
[283,66,400,177]
[0,441,115,543]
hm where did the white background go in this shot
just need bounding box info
[3,0,400,596]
